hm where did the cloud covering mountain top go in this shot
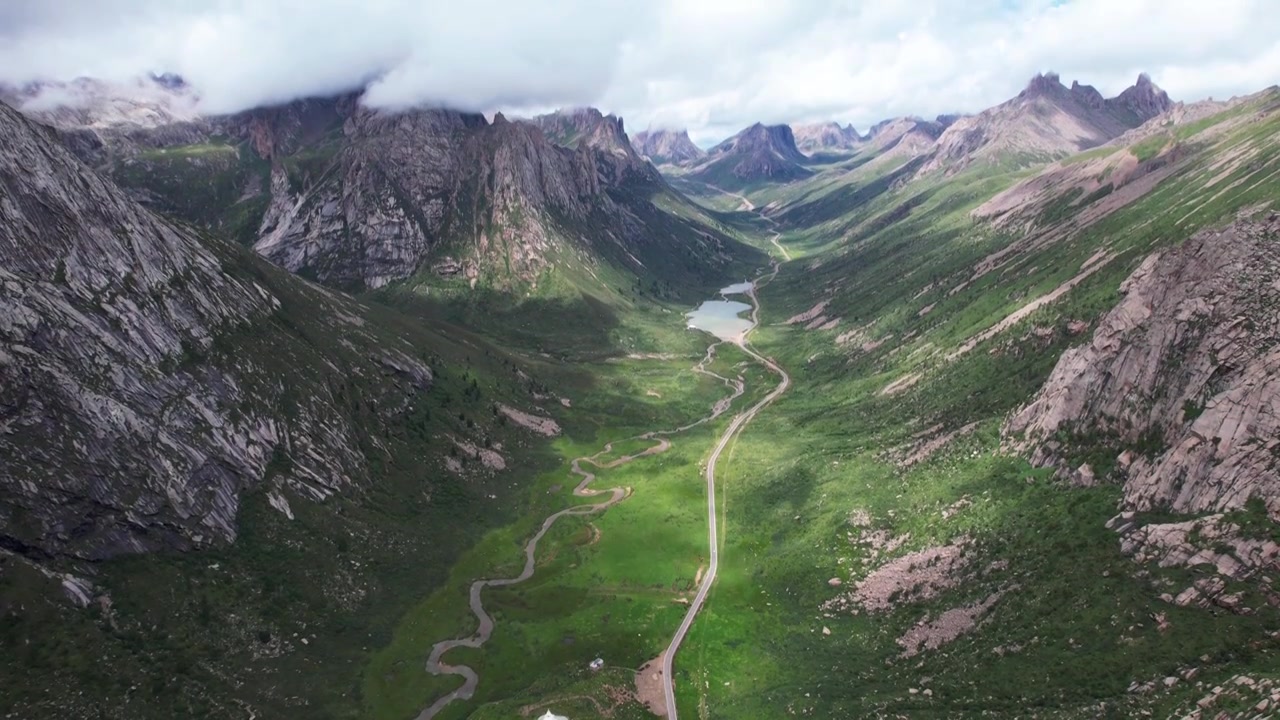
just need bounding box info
[2,0,1278,144]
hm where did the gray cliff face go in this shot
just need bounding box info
[246,102,663,289]
[1006,215,1280,518]
[709,123,808,164]
[0,101,433,560]
[250,103,477,290]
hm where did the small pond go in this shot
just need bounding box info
[686,281,754,341]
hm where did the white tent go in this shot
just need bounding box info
[538,711,568,720]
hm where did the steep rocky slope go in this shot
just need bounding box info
[0,99,530,564]
[923,73,1172,173]
[1,95,611,719]
[687,122,813,189]
[631,127,706,165]
[1006,216,1280,516]
[1,99,284,560]
[867,116,947,149]
[793,121,865,153]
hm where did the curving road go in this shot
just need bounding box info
[658,203,790,719]
[418,342,747,719]
[418,193,790,720]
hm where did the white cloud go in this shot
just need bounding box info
[1,0,1277,143]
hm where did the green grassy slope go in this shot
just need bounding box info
[660,89,1280,718]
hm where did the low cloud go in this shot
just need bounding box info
[1,0,1277,143]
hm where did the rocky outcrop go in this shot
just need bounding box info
[1112,74,1175,124]
[1005,215,1280,518]
[250,103,484,289]
[0,100,435,559]
[689,122,813,188]
[525,107,658,186]
[864,117,946,157]
[792,122,865,153]
[631,128,706,165]
[923,73,1174,174]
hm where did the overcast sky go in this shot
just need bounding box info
[2,0,1277,145]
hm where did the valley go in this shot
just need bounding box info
[3,44,1280,720]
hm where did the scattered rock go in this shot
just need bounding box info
[497,403,561,437]
[896,588,1010,657]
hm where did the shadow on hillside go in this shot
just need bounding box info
[378,287,622,364]
[779,155,928,228]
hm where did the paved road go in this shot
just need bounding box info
[418,197,790,720]
[418,343,746,719]
[660,207,790,719]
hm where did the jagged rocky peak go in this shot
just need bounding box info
[1113,72,1174,120]
[1069,80,1106,109]
[631,127,706,165]
[685,121,812,188]
[792,121,865,152]
[1020,70,1172,121]
[530,106,635,156]
[1021,71,1067,98]
[923,71,1176,174]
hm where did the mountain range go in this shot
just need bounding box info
[13,87,746,297]
[5,65,1280,720]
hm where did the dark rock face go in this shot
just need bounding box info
[530,107,636,157]
[631,128,706,165]
[688,122,813,186]
[0,101,433,560]
[713,123,808,164]
[243,102,670,289]
[1069,81,1106,110]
